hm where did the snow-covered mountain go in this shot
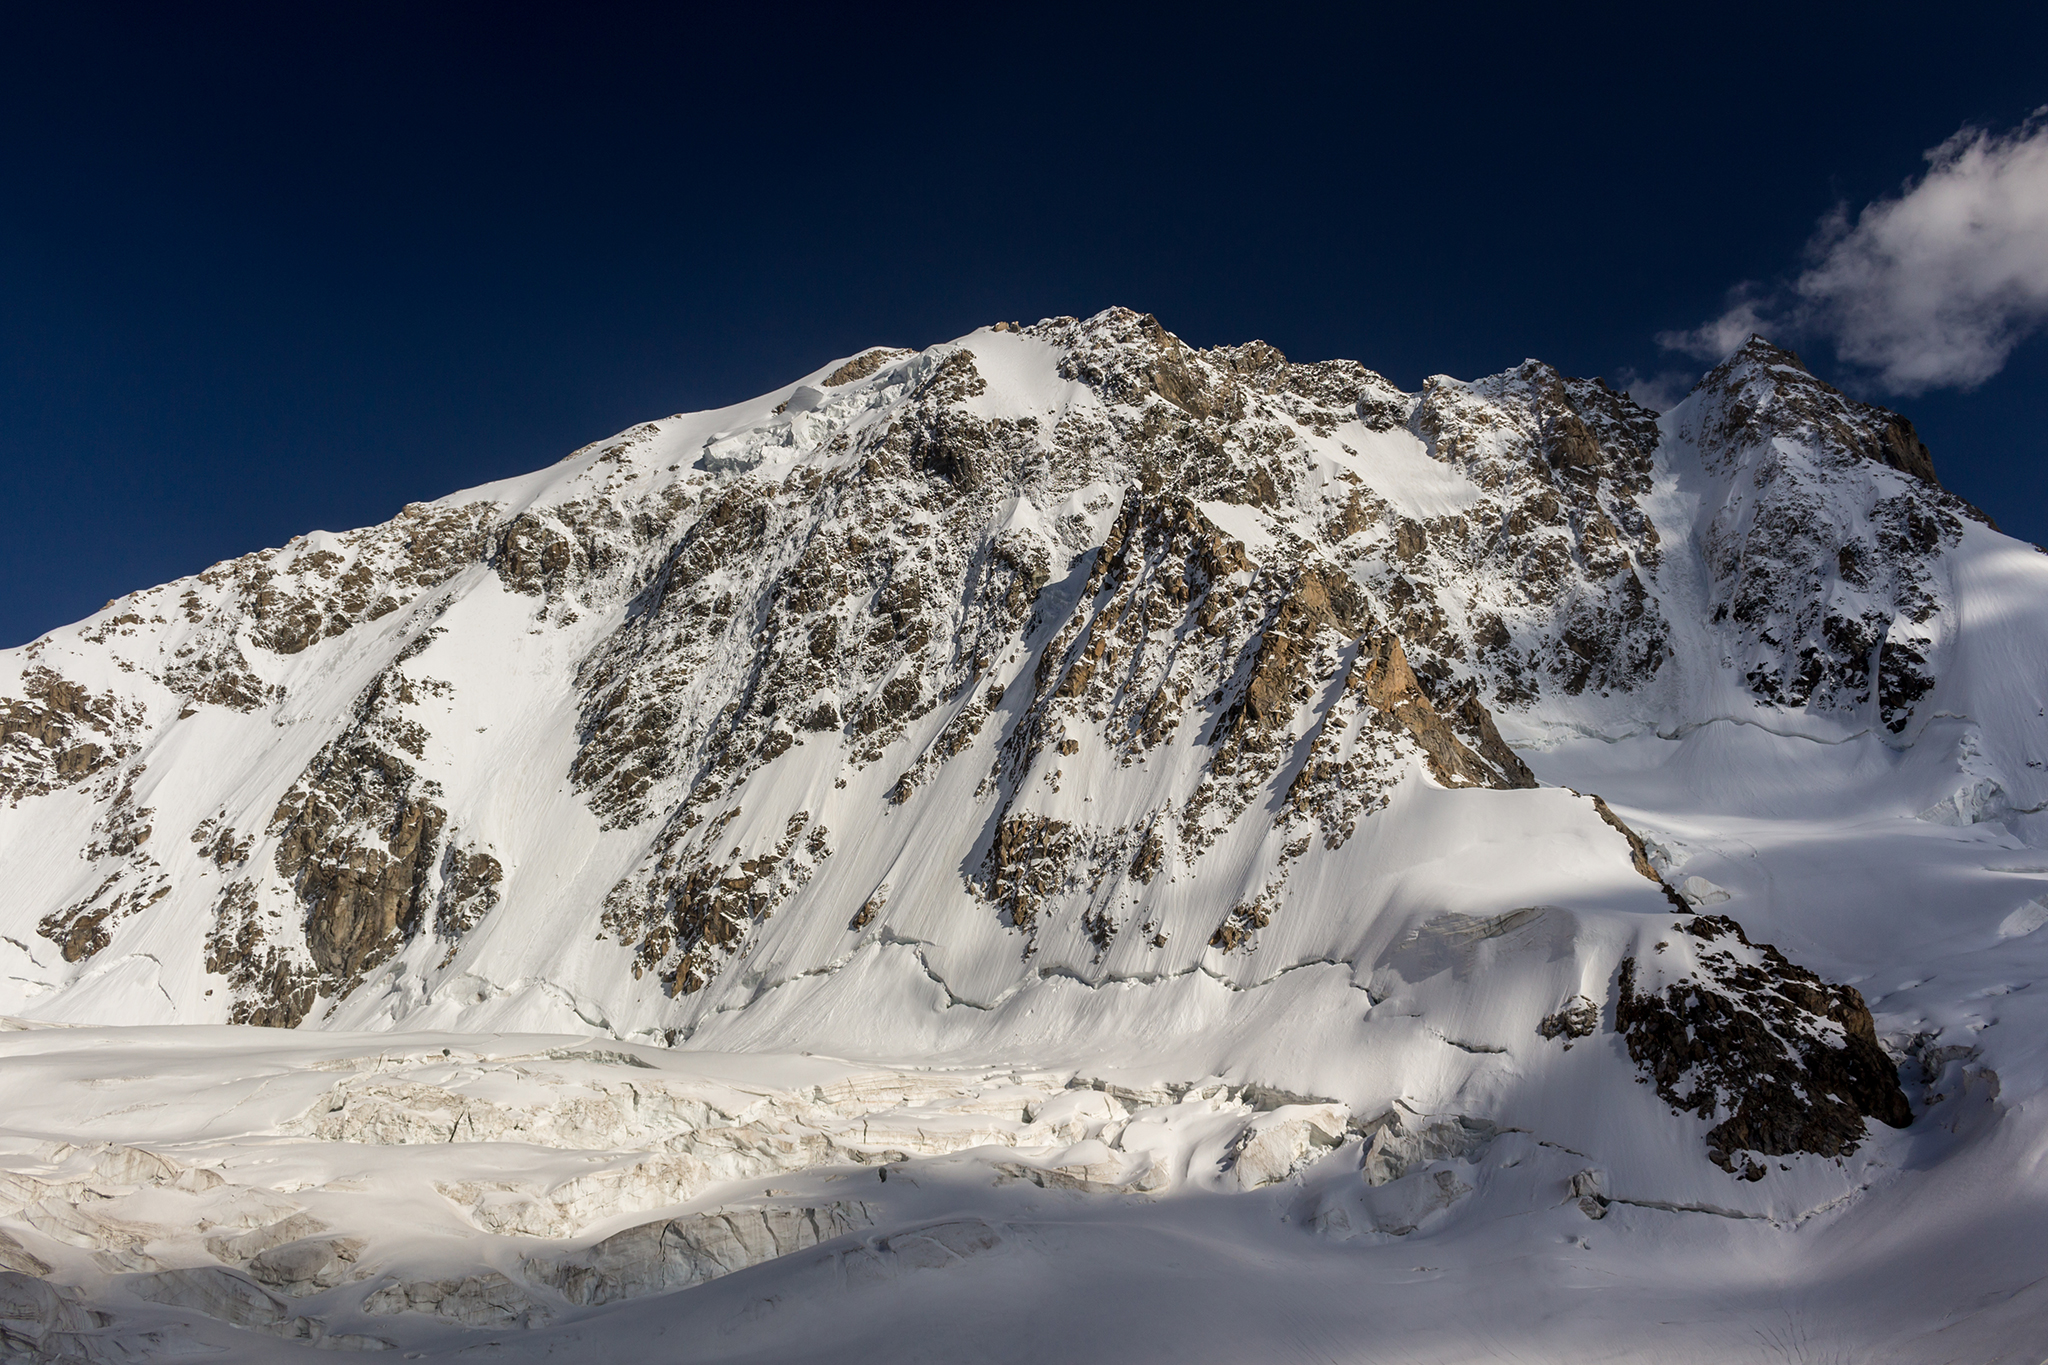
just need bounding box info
[3,309,2045,1362]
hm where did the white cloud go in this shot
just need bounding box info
[1799,113,2048,393]
[1613,366,1696,414]
[1659,111,2048,394]
[1655,288,1768,364]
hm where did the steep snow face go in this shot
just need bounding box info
[3,310,2047,1357]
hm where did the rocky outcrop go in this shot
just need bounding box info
[1537,995,1598,1042]
[194,502,496,657]
[980,815,1077,931]
[0,667,137,806]
[436,843,503,936]
[254,661,459,1016]
[36,764,167,962]
[1280,630,1528,856]
[1616,913,1911,1175]
[205,877,317,1027]
[600,811,832,994]
[975,478,1534,954]
[821,347,910,387]
[493,511,579,598]
[1388,360,1671,711]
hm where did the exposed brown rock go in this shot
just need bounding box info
[1575,792,1686,908]
[601,811,827,994]
[1209,883,1284,952]
[0,667,135,805]
[1129,829,1166,884]
[820,348,907,387]
[1616,913,1911,1170]
[37,766,164,961]
[494,513,577,597]
[196,503,496,657]
[275,781,445,986]
[1538,995,1598,1041]
[849,884,887,932]
[981,815,1076,931]
[1351,632,1508,790]
[206,879,318,1027]
[1452,690,1538,788]
[437,844,504,935]
[256,664,456,1009]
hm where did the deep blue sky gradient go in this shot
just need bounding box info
[3,3,2044,646]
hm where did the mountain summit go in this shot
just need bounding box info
[2,309,2043,1360]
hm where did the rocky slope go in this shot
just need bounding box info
[4,310,2047,1360]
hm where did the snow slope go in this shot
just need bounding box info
[1,313,2044,1360]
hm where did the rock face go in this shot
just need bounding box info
[0,306,2015,1185]
[1678,339,1986,732]
[0,668,138,804]
[1617,914,1912,1175]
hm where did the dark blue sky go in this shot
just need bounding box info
[3,3,2044,647]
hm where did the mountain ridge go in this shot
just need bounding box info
[0,308,2036,1132]
[5,308,2047,1359]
